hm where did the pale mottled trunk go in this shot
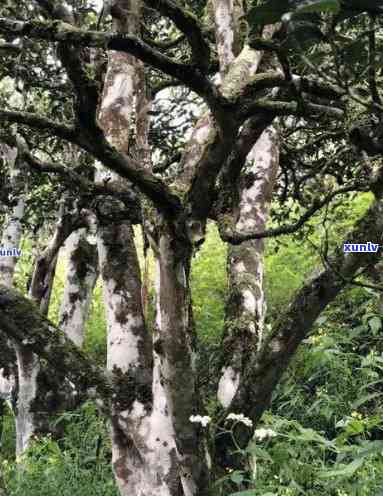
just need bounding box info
[0,145,25,455]
[16,197,79,454]
[58,229,98,347]
[97,0,140,155]
[97,202,199,496]
[14,347,39,454]
[0,146,24,287]
[95,167,185,494]
[136,59,152,317]
[210,4,280,410]
[97,2,209,489]
[217,125,279,409]
[98,218,181,496]
[153,231,208,495]
[209,3,282,470]
[212,0,243,76]
[206,0,278,408]
[179,26,276,235]
[97,2,167,493]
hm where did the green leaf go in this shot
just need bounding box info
[344,419,365,436]
[230,471,245,485]
[247,0,288,25]
[368,316,382,334]
[247,444,274,462]
[356,440,383,458]
[316,315,328,325]
[294,426,335,447]
[351,392,381,409]
[293,0,340,13]
[319,457,364,478]
[343,0,383,12]
[230,491,275,496]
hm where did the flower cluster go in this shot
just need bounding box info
[253,427,277,440]
[225,413,253,428]
[189,415,211,427]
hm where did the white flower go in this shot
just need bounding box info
[253,427,277,440]
[226,413,253,428]
[189,415,211,427]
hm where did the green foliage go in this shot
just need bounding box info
[191,222,227,344]
[0,404,15,462]
[191,223,227,409]
[247,0,383,28]
[265,237,316,317]
[2,403,117,496]
[12,237,35,293]
[47,254,65,325]
[250,287,383,494]
[248,0,340,27]
[83,282,107,365]
[265,192,373,318]
[213,377,383,495]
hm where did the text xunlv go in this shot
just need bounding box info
[343,242,380,253]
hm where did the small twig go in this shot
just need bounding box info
[219,185,362,244]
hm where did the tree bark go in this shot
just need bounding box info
[0,285,112,403]
[0,144,25,456]
[217,125,279,411]
[153,228,209,494]
[209,0,281,470]
[95,2,193,493]
[15,196,82,454]
[58,228,98,347]
[0,145,24,287]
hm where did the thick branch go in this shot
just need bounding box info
[230,196,383,422]
[0,42,21,52]
[0,285,112,405]
[180,42,278,227]
[239,98,344,120]
[0,110,181,217]
[215,112,275,216]
[144,0,211,70]
[23,151,140,220]
[0,17,215,101]
[234,71,344,103]
[28,196,86,312]
[218,185,362,244]
[0,109,76,142]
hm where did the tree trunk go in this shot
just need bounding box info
[15,196,82,453]
[58,228,98,347]
[214,125,279,473]
[0,145,24,286]
[0,144,25,456]
[204,2,281,468]
[152,227,209,494]
[217,125,279,410]
[96,2,183,492]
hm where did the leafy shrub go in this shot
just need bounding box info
[2,403,117,496]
